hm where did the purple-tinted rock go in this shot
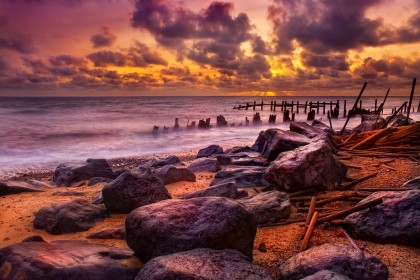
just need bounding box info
[290,122,325,138]
[238,191,291,225]
[301,270,351,280]
[135,248,273,280]
[102,171,170,213]
[196,145,224,158]
[211,166,269,188]
[88,177,113,186]
[154,165,196,184]
[33,199,109,234]
[0,240,139,280]
[125,197,257,261]
[53,158,115,187]
[87,226,125,240]
[264,141,347,192]
[146,156,183,168]
[181,182,238,199]
[343,190,420,246]
[187,158,220,173]
[401,176,420,189]
[279,243,388,280]
[0,181,44,196]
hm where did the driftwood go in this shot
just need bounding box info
[355,187,412,192]
[317,197,383,223]
[339,229,363,254]
[341,171,379,189]
[315,194,354,206]
[340,82,367,135]
[258,218,307,228]
[288,188,316,198]
[299,196,317,241]
[300,211,319,251]
[297,207,352,213]
[351,127,395,150]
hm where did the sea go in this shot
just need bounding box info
[0,96,419,178]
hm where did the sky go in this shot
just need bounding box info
[0,0,419,96]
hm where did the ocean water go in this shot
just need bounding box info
[0,96,418,177]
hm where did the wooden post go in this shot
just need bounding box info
[340,82,367,135]
[417,101,420,112]
[330,101,333,113]
[384,102,408,127]
[327,111,334,132]
[283,110,290,122]
[174,118,179,129]
[270,101,273,111]
[309,101,312,112]
[323,102,326,114]
[281,101,284,111]
[292,112,295,121]
[253,101,256,110]
[359,99,363,111]
[261,101,264,110]
[317,101,320,113]
[274,101,277,111]
[246,102,249,110]
[374,99,377,111]
[407,78,416,123]
[343,100,347,117]
[304,101,308,113]
[301,211,319,251]
[297,101,300,113]
[291,101,294,112]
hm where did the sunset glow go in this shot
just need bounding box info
[1,0,419,96]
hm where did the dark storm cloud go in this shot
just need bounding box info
[252,36,270,55]
[353,57,409,80]
[49,55,88,66]
[301,52,349,71]
[90,26,117,48]
[0,34,35,53]
[87,42,167,67]
[269,0,385,54]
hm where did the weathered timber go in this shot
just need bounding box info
[341,171,379,189]
[407,78,416,123]
[316,197,383,223]
[300,211,319,251]
[299,196,317,241]
[340,82,368,135]
[339,229,363,254]
[289,188,316,198]
[355,187,412,192]
[350,127,395,150]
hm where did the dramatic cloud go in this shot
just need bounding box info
[87,41,167,67]
[301,52,349,71]
[91,26,117,48]
[0,34,35,53]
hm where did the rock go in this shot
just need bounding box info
[26,179,55,188]
[216,155,233,165]
[279,243,388,280]
[88,177,113,186]
[102,171,170,213]
[255,129,311,161]
[352,115,385,132]
[196,145,224,158]
[311,120,334,134]
[386,114,414,127]
[21,235,46,243]
[125,197,257,261]
[154,165,196,184]
[0,181,44,196]
[301,270,351,280]
[135,248,273,280]
[146,155,183,168]
[53,158,115,187]
[187,158,220,173]
[181,182,238,199]
[238,191,291,224]
[0,240,139,280]
[51,191,85,196]
[211,166,270,188]
[264,141,347,192]
[33,199,109,234]
[401,176,420,189]
[231,157,269,167]
[87,226,125,240]
[251,130,266,152]
[343,190,420,246]
[290,122,326,138]
[225,146,252,154]
[92,191,103,204]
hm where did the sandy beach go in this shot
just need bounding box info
[1,143,419,279]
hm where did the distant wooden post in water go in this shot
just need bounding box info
[283,110,291,122]
[307,110,315,121]
[269,114,276,124]
[174,118,179,129]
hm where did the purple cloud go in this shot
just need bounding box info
[90,26,117,48]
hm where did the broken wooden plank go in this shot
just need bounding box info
[350,127,395,150]
[300,211,319,251]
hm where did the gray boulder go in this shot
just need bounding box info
[196,145,224,158]
[187,157,220,173]
[290,122,325,138]
[264,141,347,192]
[279,243,388,280]
[136,248,273,280]
[311,120,334,134]
[211,166,270,188]
[125,197,257,261]
[343,190,420,246]
[102,171,170,213]
[301,270,350,280]
[401,176,420,189]
[0,240,139,280]
[238,191,291,225]
[254,129,311,161]
[353,115,385,132]
[146,155,183,168]
[53,158,115,187]
[33,199,109,234]
[0,181,45,196]
[181,182,238,199]
[154,165,196,184]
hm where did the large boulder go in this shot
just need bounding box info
[136,248,273,280]
[343,190,420,246]
[125,197,257,261]
[253,129,311,161]
[154,165,196,184]
[187,157,220,173]
[311,120,334,134]
[87,226,126,240]
[196,145,224,158]
[210,166,270,188]
[181,182,238,199]
[279,243,388,280]
[53,158,115,187]
[0,181,45,196]
[33,199,109,234]
[353,115,385,132]
[238,191,291,225]
[264,141,347,192]
[102,171,170,213]
[0,240,139,280]
[290,122,325,138]
[401,176,420,189]
[225,146,252,154]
